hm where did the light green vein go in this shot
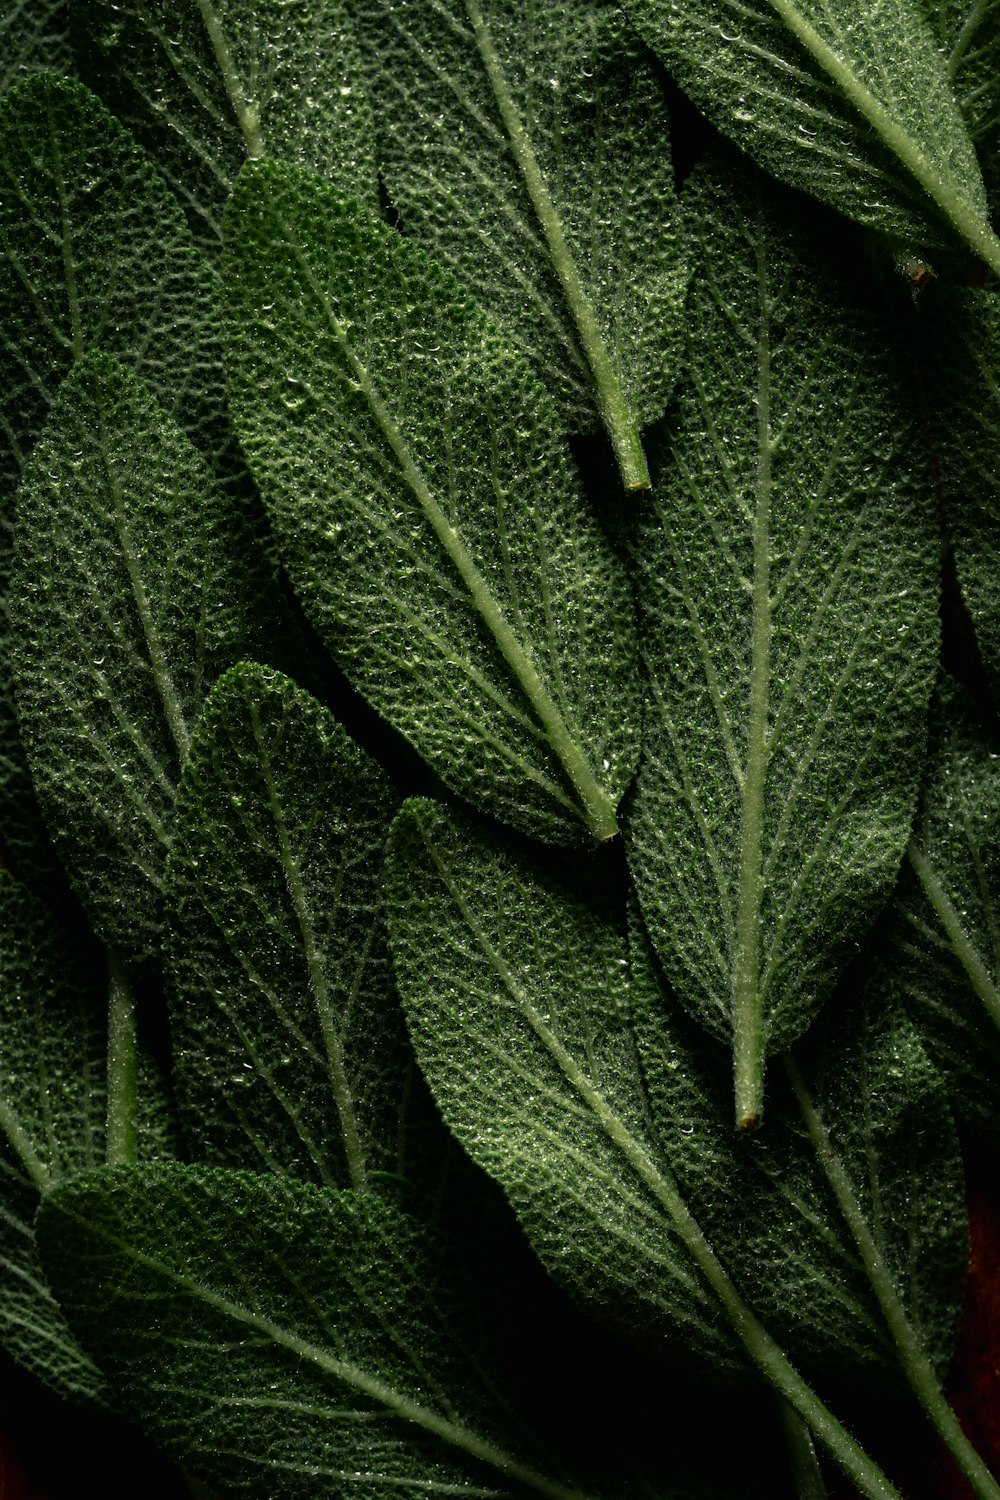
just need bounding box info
[194,0,264,158]
[906,839,1000,1034]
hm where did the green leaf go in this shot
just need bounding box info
[0,5,73,90]
[71,0,378,252]
[0,872,106,1402]
[38,1163,597,1500]
[385,799,910,1500]
[885,677,1000,1128]
[166,661,440,1194]
[922,290,1000,699]
[11,355,259,971]
[622,0,1000,273]
[624,160,939,1128]
[921,0,1000,228]
[0,72,238,887]
[223,160,639,845]
[349,0,688,488]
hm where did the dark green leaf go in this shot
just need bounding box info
[624,161,939,1127]
[884,677,1000,1129]
[921,0,1000,228]
[0,5,73,90]
[224,161,639,845]
[166,662,440,1194]
[349,0,688,487]
[72,0,377,251]
[11,355,259,970]
[623,0,1000,272]
[38,1164,596,1500]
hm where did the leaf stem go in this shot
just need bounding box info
[106,950,138,1167]
[195,0,264,159]
[764,0,1000,279]
[907,839,1000,1034]
[778,1395,830,1500]
[733,220,773,1130]
[783,1053,1000,1500]
[461,0,650,489]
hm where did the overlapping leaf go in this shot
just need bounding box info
[11,356,259,970]
[38,1164,595,1500]
[623,0,998,272]
[922,290,1000,699]
[350,0,688,487]
[72,0,377,251]
[224,161,639,844]
[881,678,1000,1127]
[921,0,1000,226]
[0,3,73,90]
[625,161,939,1126]
[166,662,441,1194]
[0,73,237,889]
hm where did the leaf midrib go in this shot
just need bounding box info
[194,0,264,158]
[906,838,1000,1031]
[764,0,1000,273]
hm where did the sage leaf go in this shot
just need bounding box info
[349,0,688,488]
[624,161,939,1128]
[622,0,1000,273]
[1,4,73,90]
[885,678,1000,1128]
[223,161,639,845]
[0,872,106,1403]
[166,662,437,1195]
[0,72,237,890]
[38,1163,595,1500]
[72,0,377,252]
[11,355,258,971]
[922,0,1000,227]
[385,799,907,1500]
[923,290,1000,700]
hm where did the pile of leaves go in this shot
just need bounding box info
[0,1,999,1497]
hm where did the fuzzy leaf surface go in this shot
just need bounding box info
[0,873,106,1402]
[349,0,688,481]
[0,73,235,889]
[623,0,995,265]
[166,662,436,1194]
[629,916,966,1388]
[922,0,1000,226]
[0,4,73,90]
[224,161,638,844]
[883,678,1000,1129]
[923,290,1000,699]
[38,1164,592,1500]
[625,163,939,1114]
[72,0,377,251]
[11,356,257,971]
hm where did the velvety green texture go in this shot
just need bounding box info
[166,663,438,1194]
[624,161,939,1094]
[11,357,259,971]
[38,1165,593,1500]
[223,160,639,844]
[72,0,377,251]
[921,0,1000,227]
[0,3,73,89]
[624,0,993,260]
[349,0,688,474]
[0,73,233,890]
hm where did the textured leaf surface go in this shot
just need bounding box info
[0,3,73,90]
[885,678,1000,1127]
[166,662,437,1193]
[630,917,966,1388]
[0,72,235,888]
[349,0,688,484]
[922,0,1000,226]
[923,291,1000,699]
[224,161,638,844]
[72,0,377,251]
[0,873,106,1402]
[11,356,257,970]
[38,1164,591,1500]
[623,0,997,268]
[625,162,939,1123]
